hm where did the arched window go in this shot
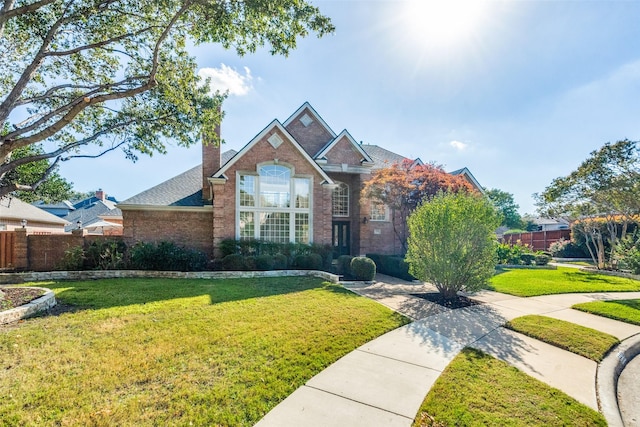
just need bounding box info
[237,164,312,243]
[332,182,349,217]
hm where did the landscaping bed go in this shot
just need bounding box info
[0,287,45,311]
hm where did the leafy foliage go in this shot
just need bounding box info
[0,0,334,198]
[536,139,640,269]
[367,253,415,281]
[406,191,500,299]
[485,188,523,229]
[350,256,376,281]
[128,241,207,271]
[363,159,476,252]
[615,232,640,274]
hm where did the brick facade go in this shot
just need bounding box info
[122,208,214,257]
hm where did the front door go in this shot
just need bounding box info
[332,221,351,258]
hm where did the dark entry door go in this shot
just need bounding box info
[332,221,351,258]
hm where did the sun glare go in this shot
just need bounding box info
[401,0,489,49]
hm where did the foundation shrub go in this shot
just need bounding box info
[366,254,414,281]
[273,254,288,270]
[350,257,376,281]
[255,254,275,271]
[129,241,207,271]
[222,254,246,271]
[336,255,353,277]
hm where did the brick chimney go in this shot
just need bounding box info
[95,189,105,201]
[202,122,221,202]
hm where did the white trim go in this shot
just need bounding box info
[449,167,484,194]
[315,129,373,163]
[320,164,373,174]
[213,119,334,185]
[283,102,337,138]
[118,205,213,213]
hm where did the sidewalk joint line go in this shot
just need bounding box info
[354,348,447,373]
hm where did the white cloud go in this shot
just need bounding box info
[198,64,253,96]
[450,140,468,151]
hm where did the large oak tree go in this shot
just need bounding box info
[0,0,333,198]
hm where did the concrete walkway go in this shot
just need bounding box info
[256,275,640,426]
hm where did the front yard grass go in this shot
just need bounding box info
[573,299,640,326]
[488,267,640,297]
[0,277,408,426]
[413,348,606,426]
[505,315,619,361]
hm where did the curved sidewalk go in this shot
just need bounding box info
[256,275,640,426]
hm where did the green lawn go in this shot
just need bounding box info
[487,267,640,297]
[505,315,619,361]
[413,348,606,427]
[573,299,640,326]
[0,277,408,426]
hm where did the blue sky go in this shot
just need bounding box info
[59,0,640,214]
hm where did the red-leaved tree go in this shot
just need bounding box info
[362,159,477,253]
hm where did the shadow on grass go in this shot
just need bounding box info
[43,276,334,312]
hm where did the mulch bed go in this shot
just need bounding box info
[410,293,480,309]
[0,288,46,311]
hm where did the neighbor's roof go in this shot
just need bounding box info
[0,197,69,225]
[121,150,237,207]
[62,200,122,232]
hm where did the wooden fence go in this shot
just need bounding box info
[500,229,571,252]
[0,231,15,269]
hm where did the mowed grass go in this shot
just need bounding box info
[413,348,606,427]
[488,267,640,297]
[506,315,619,361]
[0,277,409,426]
[573,299,640,326]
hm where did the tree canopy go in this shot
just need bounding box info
[485,188,522,229]
[536,139,640,268]
[0,0,333,198]
[362,159,476,252]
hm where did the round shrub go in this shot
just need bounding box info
[222,254,245,271]
[273,253,288,270]
[293,254,315,269]
[244,256,257,271]
[535,254,551,266]
[520,253,536,265]
[336,255,353,276]
[308,253,324,270]
[350,256,376,281]
[255,254,275,271]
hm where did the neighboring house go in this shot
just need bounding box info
[531,217,571,232]
[32,200,76,218]
[0,197,68,233]
[120,102,483,258]
[62,190,123,235]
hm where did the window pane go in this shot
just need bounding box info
[295,213,310,244]
[239,211,255,240]
[239,175,255,207]
[332,182,349,217]
[371,201,388,221]
[294,178,310,209]
[260,212,290,243]
[260,165,291,208]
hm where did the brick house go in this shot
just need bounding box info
[119,103,482,258]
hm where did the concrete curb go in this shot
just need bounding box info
[597,333,640,427]
[0,287,56,325]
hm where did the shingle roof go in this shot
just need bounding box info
[121,149,237,207]
[62,200,122,232]
[361,144,410,169]
[1,197,69,225]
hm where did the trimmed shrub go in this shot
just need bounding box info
[244,256,257,271]
[365,254,415,281]
[273,254,288,270]
[350,256,376,281]
[219,239,239,257]
[336,255,353,277]
[309,253,324,270]
[255,254,275,271]
[520,253,536,266]
[84,239,127,270]
[548,238,588,258]
[222,254,246,271]
[57,245,85,271]
[535,253,551,266]
[292,254,310,269]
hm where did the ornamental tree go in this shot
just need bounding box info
[535,139,640,269]
[406,191,501,300]
[362,159,476,252]
[0,0,333,198]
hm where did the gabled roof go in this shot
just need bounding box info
[62,200,122,232]
[213,120,334,184]
[283,102,337,138]
[361,144,411,169]
[1,197,69,225]
[449,167,484,193]
[315,129,374,163]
